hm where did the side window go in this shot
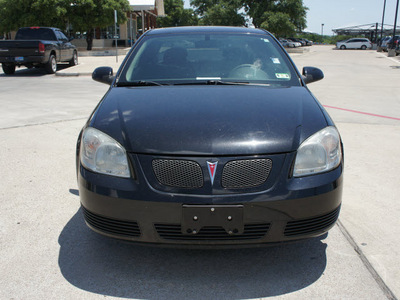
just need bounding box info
[56,31,68,42]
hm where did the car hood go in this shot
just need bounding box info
[91,86,328,155]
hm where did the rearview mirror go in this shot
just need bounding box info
[92,67,114,85]
[302,67,324,84]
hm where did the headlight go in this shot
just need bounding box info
[80,127,130,178]
[293,126,342,177]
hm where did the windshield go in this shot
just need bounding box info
[118,32,300,87]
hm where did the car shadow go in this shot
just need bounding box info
[0,64,71,77]
[58,207,328,299]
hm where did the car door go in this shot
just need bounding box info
[346,39,357,49]
[55,30,72,61]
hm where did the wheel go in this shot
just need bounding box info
[2,63,16,75]
[340,45,346,50]
[45,54,57,74]
[361,45,367,50]
[69,51,78,66]
[229,64,270,80]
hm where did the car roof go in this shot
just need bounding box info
[18,27,60,30]
[145,26,268,36]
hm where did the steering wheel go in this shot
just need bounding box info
[229,64,270,80]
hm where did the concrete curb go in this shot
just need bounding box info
[55,71,92,77]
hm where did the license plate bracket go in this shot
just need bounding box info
[182,205,244,235]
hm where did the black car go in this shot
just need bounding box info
[76,26,343,247]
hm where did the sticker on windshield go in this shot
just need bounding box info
[275,73,290,79]
[271,58,280,64]
[262,38,270,43]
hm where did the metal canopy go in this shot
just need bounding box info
[333,23,400,36]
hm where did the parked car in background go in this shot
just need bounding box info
[380,36,392,51]
[336,38,372,50]
[288,37,306,46]
[77,26,343,247]
[0,27,77,74]
[299,38,313,46]
[278,38,300,48]
[395,41,400,55]
[386,36,400,50]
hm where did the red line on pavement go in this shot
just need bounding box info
[323,105,400,121]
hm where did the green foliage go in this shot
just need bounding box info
[158,0,198,27]
[68,0,129,33]
[328,35,354,44]
[260,12,295,37]
[0,0,129,49]
[0,0,69,32]
[243,0,307,35]
[199,3,245,26]
[190,0,245,26]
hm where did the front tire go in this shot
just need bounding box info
[2,63,16,75]
[340,45,346,50]
[45,54,57,74]
[69,51,78,66]
[361,45,367,50]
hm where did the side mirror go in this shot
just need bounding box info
[302,67,324,84]
[92,67,114,85]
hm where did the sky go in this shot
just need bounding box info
[183,0,400,35]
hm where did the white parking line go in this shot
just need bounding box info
[377,52,400,64]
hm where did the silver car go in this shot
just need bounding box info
[337,38,371,50]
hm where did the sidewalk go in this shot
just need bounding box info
[56,54,126,77]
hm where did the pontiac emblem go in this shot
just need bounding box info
[207,161,218,185]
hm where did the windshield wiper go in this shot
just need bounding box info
[116,81,166,87]
[173,80,270,86]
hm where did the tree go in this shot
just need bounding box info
[260,12,295,37]
[0,0,130,50]
[157,0,198,27]
[190,0,246,26]
[0,0,68,33]
[68,0,130,50]
[243,0,307,35]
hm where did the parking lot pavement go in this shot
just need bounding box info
[292,45,400,299]
[0,46,399,299]
[55,54,126,76]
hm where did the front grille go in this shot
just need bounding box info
[152,159,203,188]
[284,206,341,237]
[82,206,141,238]
[222,159,272,189]
[154,223,270,241]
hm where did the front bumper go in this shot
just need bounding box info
[77,152,343,247]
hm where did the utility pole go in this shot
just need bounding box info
[114,10,118,63]
[381,0,387,39]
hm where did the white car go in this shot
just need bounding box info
[337,38,372,50]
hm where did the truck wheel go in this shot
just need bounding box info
[45,54,57,74]
[2,63,16,75]
[69,51,78,66]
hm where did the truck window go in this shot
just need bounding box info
[15,28,57,41]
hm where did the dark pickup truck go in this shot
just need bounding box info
[0,27,78,74]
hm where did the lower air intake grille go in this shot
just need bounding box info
[222,159,272,189]
[82,206,141,238]
[152,159,204,188]
[154,223,270,241]
[284,206,341,237]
